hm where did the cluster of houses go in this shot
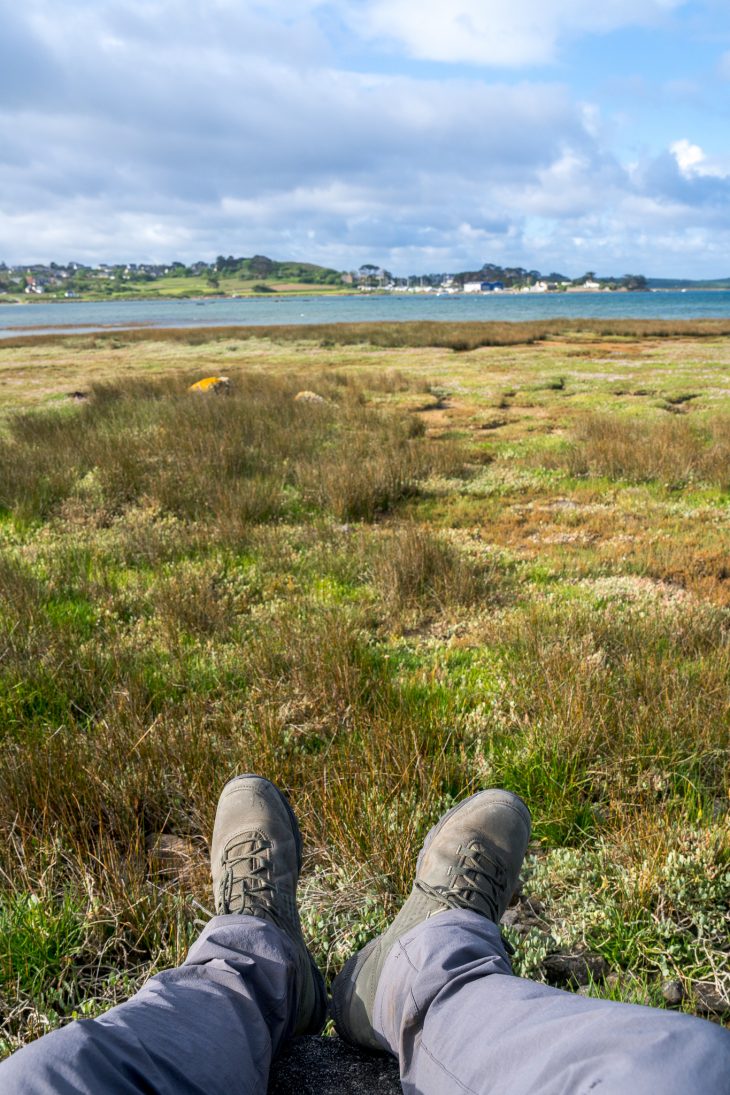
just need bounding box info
[437,277,603,294]
[350,265,610,295]
[358,276,607,295]
[0,261,188,297]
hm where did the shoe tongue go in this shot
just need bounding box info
[419,837,506,921]
[226,829,264,852]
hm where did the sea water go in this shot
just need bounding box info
[2,290,730,338]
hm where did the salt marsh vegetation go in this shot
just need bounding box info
[0,322,727,1051]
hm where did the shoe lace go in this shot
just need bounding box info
[218,835,284,927]
[417,841,507,922]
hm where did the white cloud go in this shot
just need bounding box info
[348,0,686,66]
[670,139,729,179]
[517,151,622,217]
[671,139,707,175]
[0,59,601,266]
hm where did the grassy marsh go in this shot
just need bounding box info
[0,324,728,1051]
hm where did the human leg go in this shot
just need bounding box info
[0,914,301,1095]
[0,775,326,1095]
[332,788,531,1052]
[374,908,730,1095]
[332,788,730,1095]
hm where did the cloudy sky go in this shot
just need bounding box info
[1,0,729,276]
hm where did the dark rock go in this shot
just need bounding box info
[693,982,730,1019]
[501,896,550,936]
[500,907,523,928]
[661,980,684,1008]
[269,1036,400,1094]
[519,897,546,919]
[542,952,609,988]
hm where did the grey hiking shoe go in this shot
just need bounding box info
[331,788,531,1050]
[210,774,327,1036]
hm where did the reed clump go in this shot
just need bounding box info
[370,523,503,617]
[553,413,730,489]
[0,372,455,525]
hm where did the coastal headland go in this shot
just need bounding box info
[4,255,729,306]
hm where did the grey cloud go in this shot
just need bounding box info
[0,9,64,105]
[640,151,730,208]
[2,1,729,276]
[1,67,591,204]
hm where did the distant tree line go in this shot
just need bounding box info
[447,264,649,291]
[0,257,657,298]
[211,255,343,284]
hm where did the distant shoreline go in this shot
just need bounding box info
[3,285,730,309]
[4,289,730,343]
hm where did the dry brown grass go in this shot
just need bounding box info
[555,413,730,489]
[370,523,503,618]
[5,316,730,353]
[0,371,459,525]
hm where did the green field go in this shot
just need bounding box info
[0,321,727,1052]
[15,273,354,303]
[100,275,351,299]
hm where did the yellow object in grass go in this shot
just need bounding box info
[189,376,231,393]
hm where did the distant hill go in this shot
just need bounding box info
[647,277,730,289]
[214,254,342,284]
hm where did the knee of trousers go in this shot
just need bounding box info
[622,1012,730,1095]
[0,1020,131,1094]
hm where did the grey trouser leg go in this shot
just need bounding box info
[373,909,730,1095]
[0,915,298,1095]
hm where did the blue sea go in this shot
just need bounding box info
[2,290,730,338]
